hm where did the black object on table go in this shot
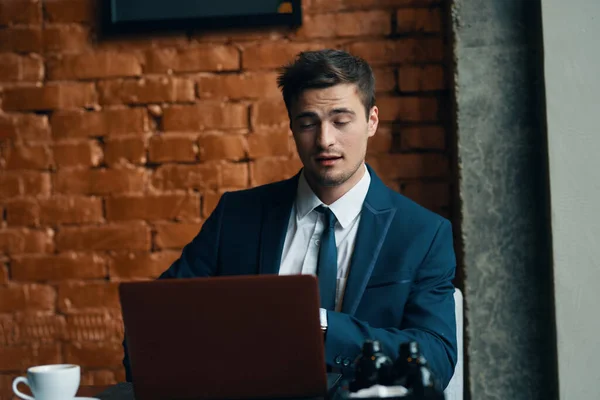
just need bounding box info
[95,373,343,400]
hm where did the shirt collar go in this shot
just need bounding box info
[295,164,371,229]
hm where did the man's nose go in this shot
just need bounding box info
[316,122,335,148]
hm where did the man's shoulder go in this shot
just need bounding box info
[383,185,450,227]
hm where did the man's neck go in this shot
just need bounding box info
[307,164,367,205]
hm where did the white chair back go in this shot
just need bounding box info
[443,288,464,400]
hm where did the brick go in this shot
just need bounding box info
[104,136,146,166]
[55,168,146,195]
[198,134,247,162]
[221,162,249,188]
[106,194,201,221]
[154,223,202,250]
[0,344,61,372]
[21,171,52,196]
[247,132,291,158]
[0,0,42,24]
[342,0,441,8]
[353,38,405,64]
[3,83,97,111]
[196,72,280,99]
[81,370,118,386]
[375,153,448,179]
[400,126,445,150]
[0,284,56,313]
[303,0,344,13]
[12,253,106,282]
[39,196,104,224]
[98,76,195,105]
[0,54,43,82]
[250,157,302,186]
[44,0,94,23]
[48,52,141,80]
[401,181,450,209]
[97,34,188,52]
[202,191,225,217]
[145,45,240,73]
[0,26,42,53]
[347,38,444,65]
[377,96,438,122]
[397,8,442,33]
[163,103,248,131]
[51,108,148,139]
[53,140,103,167]
[58,282,120,313]
[243,42,324,69]
[65,342,122,368]
[56,222,151,251]
[0,228,53,255]
[8,172,38,202]
[396,38,444,63]
[367,127,393,154]
[292,14,337,39]
[0,265,8,284]
[336,11,392,37]
[0,114,50,141]
[109,250,180,279]
[4,144,53,170]
[0,172,20,199]
[14,314,67,343]
[152,164,220,191]
[374,68,397,93]
[252,100,288,128]
[0,171,50,199]
[5,198,39,226]
[0,314,17,345]
[192,29,286,43]
[43,24,90,53]
[398,65,445,92]
[66,312,123,343]
[148,134,196,163]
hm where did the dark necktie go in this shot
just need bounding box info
[316,206,337,311]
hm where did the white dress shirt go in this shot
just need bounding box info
[279,165,371,313]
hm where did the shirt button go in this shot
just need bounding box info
[334,356,342,365]
[343,358,351,367]
[315,239,320,246]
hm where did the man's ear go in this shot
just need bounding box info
[368,106,379,137]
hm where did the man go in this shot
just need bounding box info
[123,49,457,388]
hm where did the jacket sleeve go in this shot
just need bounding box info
[324,220,457,389]
[122,193,228,381]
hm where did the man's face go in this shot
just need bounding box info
[290,83,379,190]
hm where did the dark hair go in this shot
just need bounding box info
[277,49,376,120]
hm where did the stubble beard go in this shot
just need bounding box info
[312,158,364,188]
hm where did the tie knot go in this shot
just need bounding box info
[316,205,337,230]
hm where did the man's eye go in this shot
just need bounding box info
[334,121,350,126]
[300,122,316,129]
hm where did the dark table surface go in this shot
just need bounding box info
[77,373,344,400]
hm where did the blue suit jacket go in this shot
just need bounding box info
[123,166,457,388]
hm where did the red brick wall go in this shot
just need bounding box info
[0,0,452,396]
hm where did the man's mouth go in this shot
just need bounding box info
[315,155,342,166]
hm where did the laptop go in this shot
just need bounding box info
[119,274,339,400]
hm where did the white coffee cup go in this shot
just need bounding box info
[12,364,81,400]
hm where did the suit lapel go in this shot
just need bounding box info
[341,166,396,315]
[258,175,298,275]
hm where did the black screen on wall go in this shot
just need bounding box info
[103,0,302,35]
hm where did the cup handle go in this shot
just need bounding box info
[12,376,35,400]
